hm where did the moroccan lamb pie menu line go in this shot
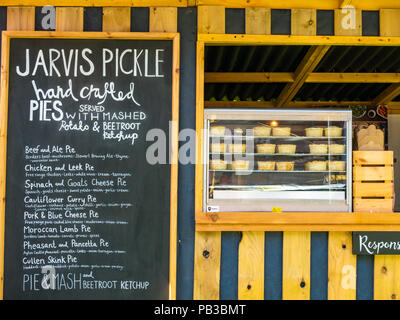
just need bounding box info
[4,38,173,299]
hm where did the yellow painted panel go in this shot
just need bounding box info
[291,9,316,36]
[334,8,362,36]
[238,232,264,300]
[103,7,131,32]
[149,7,178,32]
[328,232,356,300]
[56,7,84,31]
[193,231,221,300]
[375,256,400,300]
[198,6,225,34]
[282,232,310,300]
[380,9,400,36]
[6,7,35,31]
[245,8,270,35]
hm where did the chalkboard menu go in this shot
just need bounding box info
[1,34,178,299]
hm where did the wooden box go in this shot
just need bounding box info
[353,151,394,213]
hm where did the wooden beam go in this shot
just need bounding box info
[0,0,187,6]
[374,84,400,105]
[198,34,400,46]
[204,100,372,108]
[195,0,400,10]
[205,72,294,83]
[276,45,331,107]
[205,72,400,84]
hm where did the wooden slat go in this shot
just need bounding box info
[205,72,400,84]
[6,7,35,31]
[291,9,316,36]
[282,231,310,300]
[334,8,362,36]
[198,6,225,34]
[205,72,294,83]
[197,211,400,226]
[328,232,356,300]
[237,12,266,302]
[194,13,222,300]
[307,73,400,83]
[276,45,330,107]
[353,182,393,198]
[149,7,178,32]
[353,151,394,166]
[353,166,394,181]
[375,256,400,300]
[193,231,221,300]
[353,199,394,213]
[245,8,270,35]
[380,9,400,36]
[56,7,84,31]
[102,7,130,32]
[238,232,264,300]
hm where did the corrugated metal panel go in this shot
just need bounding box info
[205,45,400,102]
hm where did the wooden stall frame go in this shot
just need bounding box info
[0,31,180,300]
[195,33,400,232]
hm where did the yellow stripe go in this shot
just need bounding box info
[328,232,356,299]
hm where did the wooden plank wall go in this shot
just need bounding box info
[195,5,400,301]
[2,3,400,300]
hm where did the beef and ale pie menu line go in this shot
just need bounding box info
[4,38,173,299]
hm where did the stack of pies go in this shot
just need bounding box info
[210,126,226,135]
[329,144,345,154]
[305,127,324,137]
[232,160,250,170]
[272,127,291,136]
[256,144,276,154]
[305,161,327,171]
[276,162,294,171]
[309,144,328,154]
[277,144,296,154]
[324,126,342,137]
[253,126,271,136]
[328,161,345,171]
[210,159,227,170]
[258,161,275,171]
[229,144,246,153]
[210,143,226,153]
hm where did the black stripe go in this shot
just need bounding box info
[317,10,334,35]
[131,7,149,32]
[271,9,291,35]
[225,8,245,34]
[84,7,102,32]
[362,10,379,36]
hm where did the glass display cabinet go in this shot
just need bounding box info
[204,109,352,212]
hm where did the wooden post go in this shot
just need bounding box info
[281,9,315,300]
[194,6,225,300]
[1,5,35,301]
